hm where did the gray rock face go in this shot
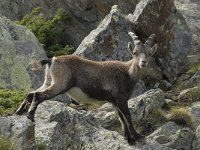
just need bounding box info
[190,102,200,126]
[144,122,194,150]
[93,89,165,130]
[0,115,35,150]
[35,101,136,150]
[74,5,133,61]
[0,17,47,90]
[193,125,200,150]
[128,0,192,84]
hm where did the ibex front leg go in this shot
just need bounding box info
[115,101,142,145]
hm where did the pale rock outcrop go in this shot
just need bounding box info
[144,122,194,150]
[0,115,35,150]
[0,17,46,90]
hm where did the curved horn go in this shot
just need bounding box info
[145,34,156,47]
[128,32,142,46]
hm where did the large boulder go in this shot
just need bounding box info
[0,115,35,150]
[144,122,194,150]
[35,101,136,150]
[93,89,165,130]
[0,17,47,90]
[128,0,192,84]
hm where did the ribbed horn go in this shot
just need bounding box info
[145,34,156,47]
[128,32,142,46]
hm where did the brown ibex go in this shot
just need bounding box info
[16,32,157,144]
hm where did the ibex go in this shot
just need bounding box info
[16,32,157,145]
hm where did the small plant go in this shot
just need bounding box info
[187,63,200,75]
[168,107,195,129]
[16,7,75,57]
[0,136,15,150]
[36,138,46,150]
[0,89,27,116]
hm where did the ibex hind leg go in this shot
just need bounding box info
[15,93,34,115]
[15,84,50,115]
[27,83,70,122]
[16,64,51,115]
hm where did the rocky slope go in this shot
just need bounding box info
[0,89,196,150]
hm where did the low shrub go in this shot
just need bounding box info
[16,7,75,57]
[0,89,27,116]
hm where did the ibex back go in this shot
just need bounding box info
[16,32,157,145]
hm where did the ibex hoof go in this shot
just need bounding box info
[127,138,136,145]
[15,109,24,115]
[26,114,35,122]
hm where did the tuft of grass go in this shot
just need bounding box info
[16,7,74,57]
[167,107,195,129]
[0,136,15,150]
[187,63,200,75]
[0,89,27,116]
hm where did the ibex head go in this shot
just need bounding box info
[128,32,157,68]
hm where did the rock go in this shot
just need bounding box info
[74,5,133,61]
[128,0,192,84]
[0,115,35,150]
[189,68,200,84]
[93,89,165,130]
[190,102,200,125]
[144,122,194,150]
[0,17,47,90]
[35,101,137,150]
[175,0,200,74]
[164,99,174,105]
[178,86,200,103]
[193,125,200,150]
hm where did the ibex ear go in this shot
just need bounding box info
[128,42,134,56]
[150,44,157,56]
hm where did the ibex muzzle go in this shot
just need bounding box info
[16,31,157,145]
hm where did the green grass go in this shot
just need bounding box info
[0,89,27,116]
[0,136,15,150]
[187,63,200,75]
[16,7,75,57]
